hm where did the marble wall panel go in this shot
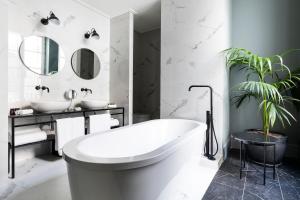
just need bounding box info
[160,0,231,157]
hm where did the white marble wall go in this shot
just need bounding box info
[110,12,134,125]
[133,29,160,119]
[161,0,231,158]
[6,0,110,161]
[0,0,8,179]
[7,0,110,109]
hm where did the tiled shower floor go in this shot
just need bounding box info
[203,150,300,200]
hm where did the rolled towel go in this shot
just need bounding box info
[15,109,34,115]
[15,130,47,146]
[41,125,51,131]
[14,126,41,135]
[110,118,120,127]
[45,129,55,135]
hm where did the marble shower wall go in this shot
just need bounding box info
[7,0,110,109]
[133,29,160,119]
[0,0,8,179]
[160,0,231,157]
[110,12,134,125]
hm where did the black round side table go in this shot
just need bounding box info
[232,132,278,185]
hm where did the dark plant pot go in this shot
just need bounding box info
[245,129,287,165]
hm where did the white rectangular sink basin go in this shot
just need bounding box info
[81,100,107,109]
[31,101,70,113]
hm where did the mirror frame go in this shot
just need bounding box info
[71,48,101,80]
[18,35,65,76]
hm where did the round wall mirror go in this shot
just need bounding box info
[19,36,65,75]
[71,48,101,80]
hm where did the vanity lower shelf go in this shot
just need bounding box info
[8,107,125,179]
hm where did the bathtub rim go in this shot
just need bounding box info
[63,119,206,170]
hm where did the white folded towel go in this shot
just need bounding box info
[89,114,112,134]
[15,109,34,115]
[56,117,85,156]
[14,129,47,146]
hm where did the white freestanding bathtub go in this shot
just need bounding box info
[63,119,206,200]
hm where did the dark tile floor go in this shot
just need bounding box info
[203,150,300,200]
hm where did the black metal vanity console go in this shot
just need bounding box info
[8,107,125,178]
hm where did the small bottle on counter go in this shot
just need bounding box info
[107,103,117,108]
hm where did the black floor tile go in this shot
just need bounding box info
[280,183,300,200]
[243,191,265,200]
[213,171,245,190]
[202,181,243,200]
[214,170,229,179]
[277,167,300,200]
[244,176,282,200]
[203,150,300,200]
[277,169,300,188]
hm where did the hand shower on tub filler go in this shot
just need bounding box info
[188,85,219,160]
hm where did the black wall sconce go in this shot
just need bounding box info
[84,28,100,39]
[41,11,60,25]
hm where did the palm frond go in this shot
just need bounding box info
[225,47,300,132]
[232,92,259,108]
[236,81,283,102]
[259,100,296,127]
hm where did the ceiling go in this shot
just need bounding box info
[81,0,161,33]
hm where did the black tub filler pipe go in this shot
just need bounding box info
[188,85,219,160]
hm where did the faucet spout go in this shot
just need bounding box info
[41,86,50,93]
[188,85,212,92]
[188,84,213,115]
[35,85,50,93]
[87,89,93,94]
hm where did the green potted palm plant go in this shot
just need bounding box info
[225,48,300,164]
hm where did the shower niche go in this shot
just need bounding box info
[109,10,161,125]
[133,29,161,123]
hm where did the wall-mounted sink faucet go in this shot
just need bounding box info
[35,85,50,93]
[81,88,92,94]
